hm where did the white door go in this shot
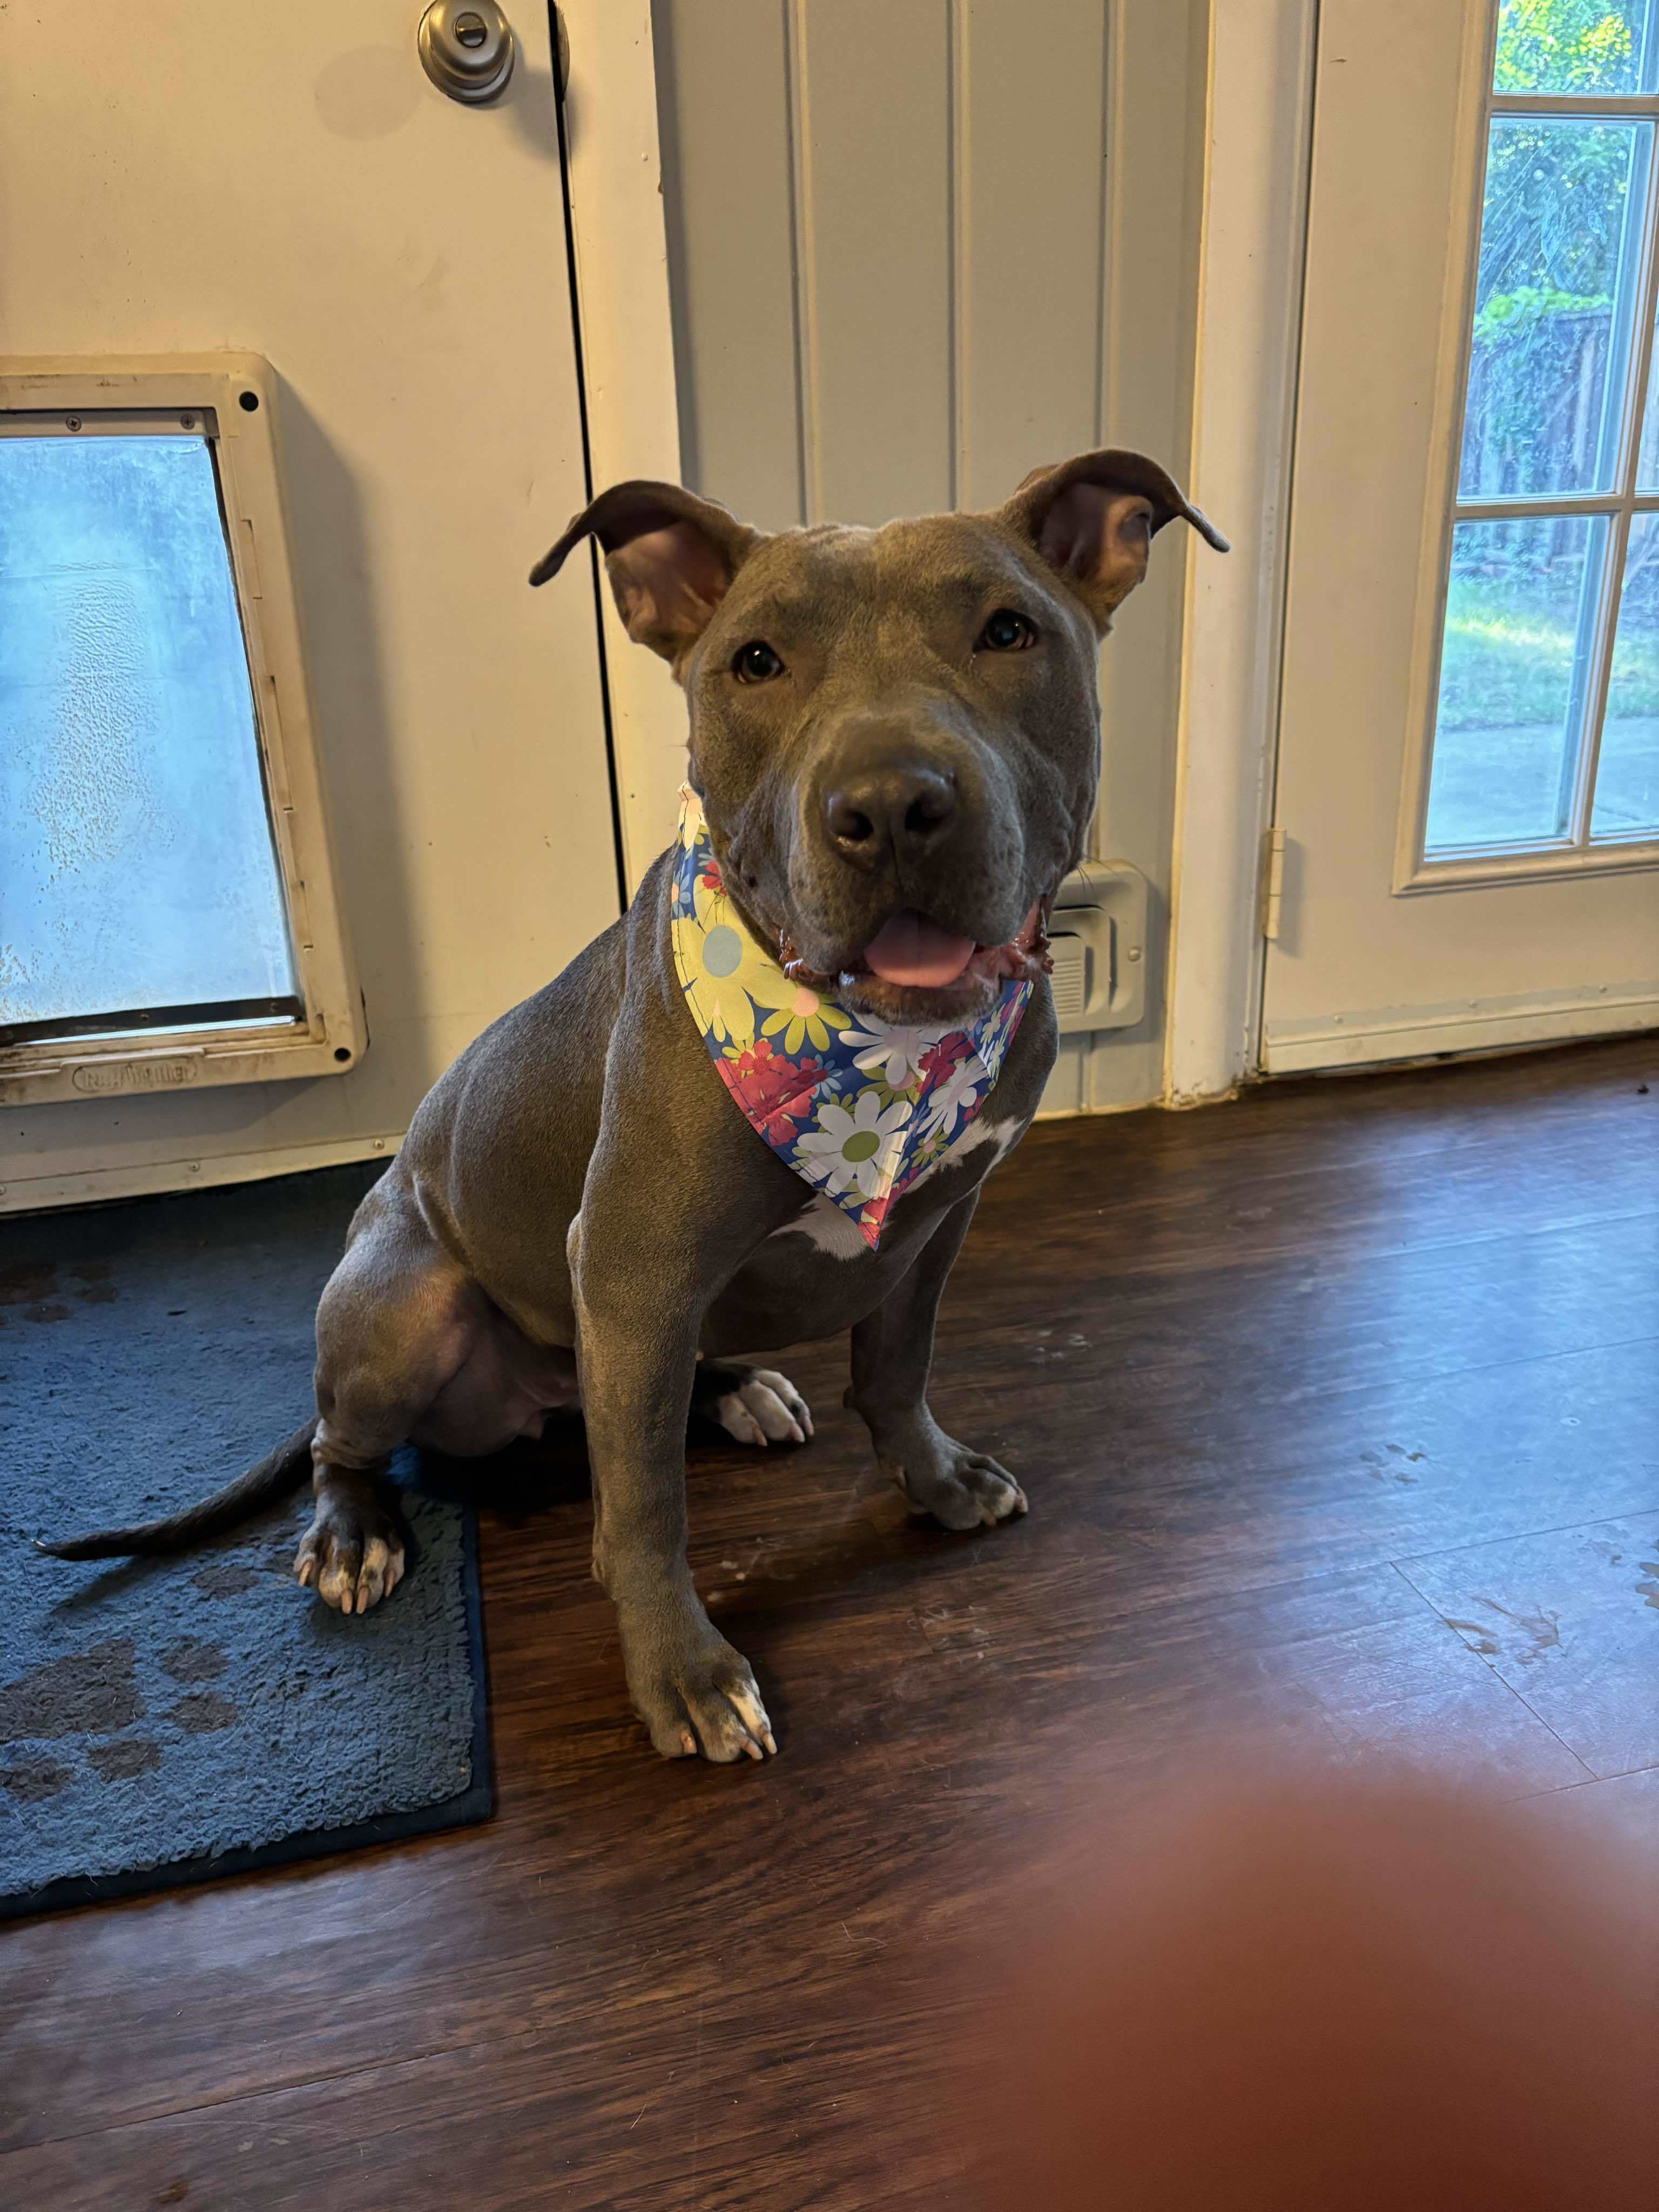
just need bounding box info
[0,0,619,1209]
[1263,0,1659,1074]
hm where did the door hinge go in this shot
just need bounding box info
[1259,826,1286,941]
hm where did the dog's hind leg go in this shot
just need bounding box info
[295,1464,407,1617]
[691,1362,815,1447]
[300,1178,483,1615]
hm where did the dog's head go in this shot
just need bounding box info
[532,452,1226,1023]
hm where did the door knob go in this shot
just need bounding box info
[418,0,515,105]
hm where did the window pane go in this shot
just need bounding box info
[0,434,297,1033]
[1591,509,1659,837]
[1425,513,1606,853]
[1459,117,1648,500]
[1632,297,1659,487]
[1494,1,1655,95]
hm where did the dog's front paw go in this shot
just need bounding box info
[881,1431,1028,1532]
[622,1607,777,1763]
[295,1493,407,1615]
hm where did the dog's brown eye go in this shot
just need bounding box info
[733,640,784,683]
[978,609,1037,652]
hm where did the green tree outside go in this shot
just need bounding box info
[1440,1,1659,744]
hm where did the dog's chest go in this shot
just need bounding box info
[767,1113,1020,1262]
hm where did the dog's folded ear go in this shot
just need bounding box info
[998,450,1228,630]
[529,481,763,667]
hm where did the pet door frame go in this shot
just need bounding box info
[0,354,361,1107]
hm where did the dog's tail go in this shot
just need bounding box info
[35,1419,319,1561]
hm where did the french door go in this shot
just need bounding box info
[1263,0,1659,1073]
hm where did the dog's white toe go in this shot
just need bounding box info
[295,1515,406,1615]
[713,1369,813,1447]
[748,1369,814,1439]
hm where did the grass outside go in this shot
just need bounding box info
[1439,568,1659,727]
[1426,569,1659,846]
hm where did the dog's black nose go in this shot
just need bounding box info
[824,761,957,865]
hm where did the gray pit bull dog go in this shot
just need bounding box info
[42,449,1225,1763]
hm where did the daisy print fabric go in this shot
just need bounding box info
[670,787,1032,1250]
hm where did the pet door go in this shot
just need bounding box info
[0,357,359,1103]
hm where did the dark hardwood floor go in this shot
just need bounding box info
[4,1036,1657,2209]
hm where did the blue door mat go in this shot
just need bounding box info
[0,1164,492,1923]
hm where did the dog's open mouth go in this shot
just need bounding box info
[778,900,1053,1022]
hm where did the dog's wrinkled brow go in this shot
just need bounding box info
[736,568,1031,647]
[904,568,1036,613]
[729,584,825,633]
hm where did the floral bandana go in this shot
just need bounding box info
[670,786,1032,1250]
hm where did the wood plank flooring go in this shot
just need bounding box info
[3,1036,1656,2209]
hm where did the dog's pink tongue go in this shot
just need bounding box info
[862,910,977,988]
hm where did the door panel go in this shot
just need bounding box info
[653,0,1209,1116]
[0,0,617,1207]
[1264,0,1659,1074]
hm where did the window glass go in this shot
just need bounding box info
[0,433,298,1037]
[1426,512,1606,851]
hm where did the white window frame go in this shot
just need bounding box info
[0,352,362,1107]
[1393,5,1659,894]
